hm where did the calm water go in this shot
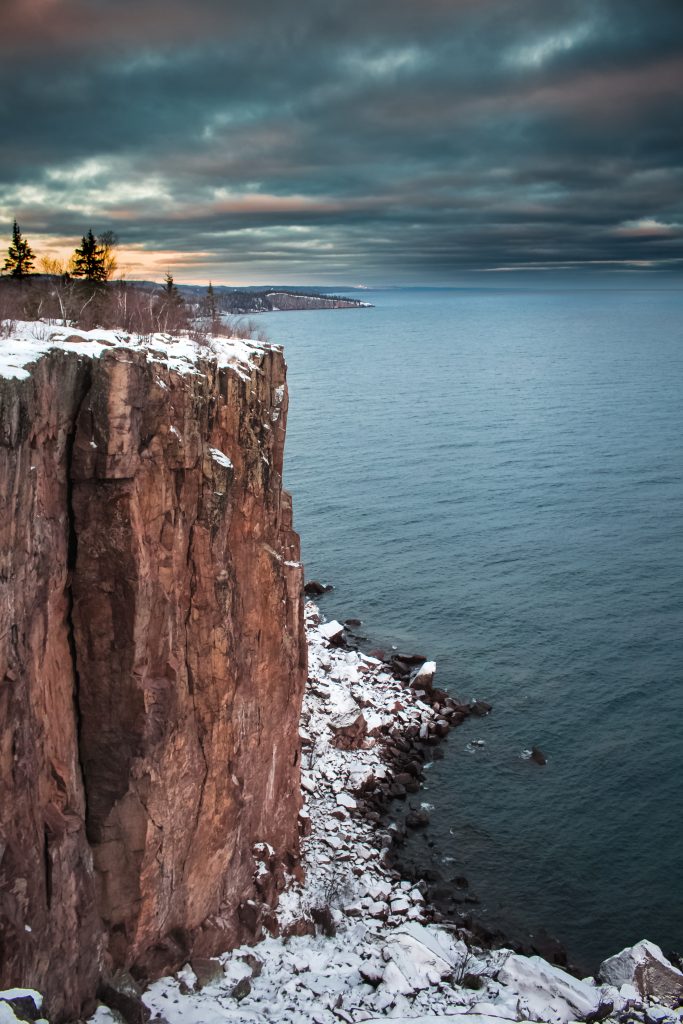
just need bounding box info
[253,288,683,968]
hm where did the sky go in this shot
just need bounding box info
[1,0,682,286]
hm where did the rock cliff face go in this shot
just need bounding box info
[0,329,306,1020]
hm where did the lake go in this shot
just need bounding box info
[253,286,683,968]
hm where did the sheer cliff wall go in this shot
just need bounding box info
[0,339,306,1019]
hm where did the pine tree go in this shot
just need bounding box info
[157,271,186,332]
[163,271,181,301]
[71,229,107,282]
[3,220,35,278]
[205,281,217,322]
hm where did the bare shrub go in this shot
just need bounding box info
[0,276,267,346]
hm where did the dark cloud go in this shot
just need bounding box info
[0,0,681,282]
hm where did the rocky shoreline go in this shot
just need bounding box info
[326,616,571,971]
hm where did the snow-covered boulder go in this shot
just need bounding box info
[328,710,368,748]
[599,940,683,1007]
[411,660,437,689]
[496,952,603,1024]
[319,620,345,643]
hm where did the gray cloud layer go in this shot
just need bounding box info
[1,0,682,282]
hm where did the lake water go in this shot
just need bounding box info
[252,287,683,969]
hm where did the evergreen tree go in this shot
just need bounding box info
[157,271,186,332]
[163,271,182,301]
[3,220,35,278]
[71,229,107,282]
[205,281,218,322]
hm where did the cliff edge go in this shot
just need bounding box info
[0,325,306,1020]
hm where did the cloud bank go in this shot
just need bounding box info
[1,0,681,283]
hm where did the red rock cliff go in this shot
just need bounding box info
[0,332,306,1019]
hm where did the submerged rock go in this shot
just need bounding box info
[304,580,334,596]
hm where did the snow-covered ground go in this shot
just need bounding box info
[0,321,277,382]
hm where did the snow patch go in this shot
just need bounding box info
[0,320,274,382]
[209,447,233,470]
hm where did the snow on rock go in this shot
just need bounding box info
[599,940,683,1006]
[209,447,234,469]
[0,320,276,382]
[496,953,603,1024]
[336,793,357,810]
[318,619,345,643]
[412,661,437,688]
[0,992,45,1024]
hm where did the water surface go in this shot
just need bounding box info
[253,288,683,967]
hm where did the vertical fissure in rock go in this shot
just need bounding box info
[43,826,52,910]
[64,365,92,822]
[180,497,210,884]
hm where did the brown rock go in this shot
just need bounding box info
[239,952,263,978]
[298,810,313,836]
[329,710,368,749]
[97,972,150,1024]
[0,344,306,1019]
[599,942,683,1007]
[230,977,252,1001]
[396,653,428,665]
[190,957,224,990]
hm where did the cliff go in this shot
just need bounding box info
[0,325,306,1020]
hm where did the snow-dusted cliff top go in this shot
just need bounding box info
[0,321,279,382]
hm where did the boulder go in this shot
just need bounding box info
[406,809,430,828]
[230,977,252,1001]
[0,993,42,1024]
[298,809,312,836]
[497,953,601,1024]
[410,661,436,690]
[190,957,224,990]
[304,580,333,596]
[329,711,368,749]
[599,940,683,1007]
[97,972,150,1024]
[319,620,346,644]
